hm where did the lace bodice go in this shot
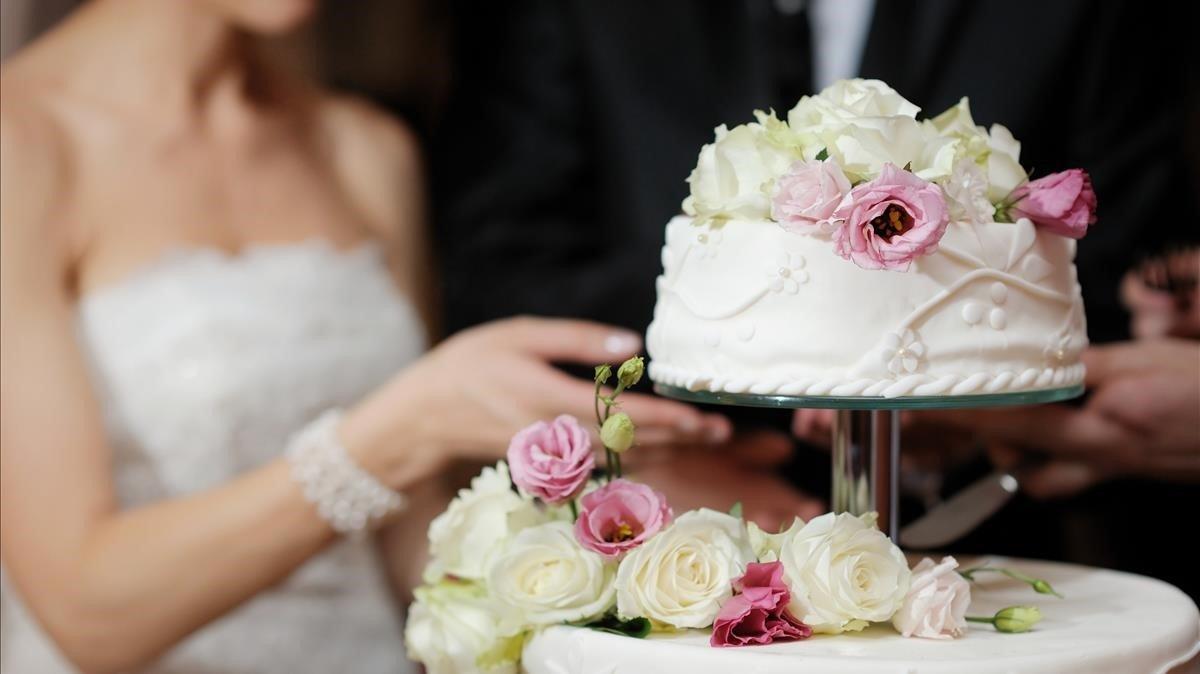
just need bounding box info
[0,241,425,673]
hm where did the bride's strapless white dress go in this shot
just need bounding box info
[0,241,425,673]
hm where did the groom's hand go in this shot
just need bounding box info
[919,339,1200,498]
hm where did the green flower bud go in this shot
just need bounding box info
[594,364,612,385]
[1031,579,1061,597]
[993,606,1042,633]
[600,413,636,453]
[616,356,645,388]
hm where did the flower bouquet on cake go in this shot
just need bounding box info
[404,358,1059,674]
[685,77,1096,269]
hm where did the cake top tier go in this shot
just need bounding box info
[648,80,1095,399]
[681,78,1096,271]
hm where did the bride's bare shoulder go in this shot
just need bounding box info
[0,89,73,235]
[0,102,76,290]
[315,92,423,239]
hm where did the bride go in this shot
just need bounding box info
[0,0,733,671]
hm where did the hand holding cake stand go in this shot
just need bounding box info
[652,383,1084,540]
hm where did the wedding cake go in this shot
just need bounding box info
[405,81,1199,674]
[647,80,1092,398]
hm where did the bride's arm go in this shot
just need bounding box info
[0,114,442,674]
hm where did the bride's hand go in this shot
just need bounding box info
[341,317,731,487]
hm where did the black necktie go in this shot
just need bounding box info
[768,0,814,111]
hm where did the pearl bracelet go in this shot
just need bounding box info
[286,410,406,534]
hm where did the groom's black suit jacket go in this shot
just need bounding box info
[433,0,1197,344]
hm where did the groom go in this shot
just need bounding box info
[430,0,1198,583]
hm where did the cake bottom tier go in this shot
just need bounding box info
[522,558,1199,674]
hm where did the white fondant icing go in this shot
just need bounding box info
[523,558,1200,674]
[1021,254,1053,283]
[647,216,1088,397]
[1006,218,1039,269]
[736,322,756,342]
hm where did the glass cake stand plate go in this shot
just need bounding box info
[652,383,1084,410]
[654,383,1085,541]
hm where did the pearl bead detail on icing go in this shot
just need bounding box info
[989,308,1007,330]
[990,282,1008,305]
[962,302,984,325]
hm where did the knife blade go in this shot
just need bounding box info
[899,471,1019,549]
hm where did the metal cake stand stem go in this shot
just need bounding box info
[832,410,900,538]
[653,384,1084,541]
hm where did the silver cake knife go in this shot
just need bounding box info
[899,472,1020,549]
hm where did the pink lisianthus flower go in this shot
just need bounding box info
[1009,168,1097,239]
[772,159,852,234]
[573,479,671,559]
[710,561,812,647]
[831,163,950,271]
[506,415,594,504]
[892,556,971,640]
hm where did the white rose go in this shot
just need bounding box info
[892,556,971,640]
[683,121,801,226]
[790,79,921,125]
[404,581,524,674]
[615,508,755,629]
[927,97,992,163]
[487,521,616,625]
[925,97,1027,204]
[747,516,804,561]
[827,115,940,182]
[787,79,944,182]
[985,123,1027,202]
[426,462,547,582]
[776,512,911,634]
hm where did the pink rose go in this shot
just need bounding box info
[892,556,971,640]
[772,159,852,234]
[573,478,671,559]
[1010,168,1097,239]
[831,163,950,271]
[710,561,812,647]
[506,415,594,504]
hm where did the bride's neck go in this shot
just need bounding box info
[52,0,260,127]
